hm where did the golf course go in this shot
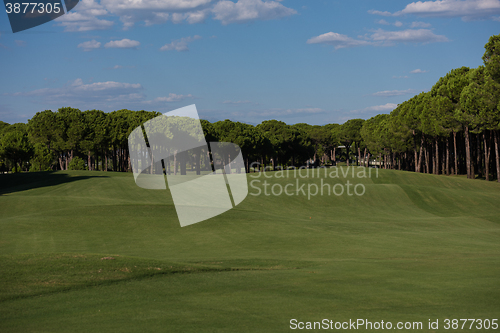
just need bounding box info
[0,168,499,332]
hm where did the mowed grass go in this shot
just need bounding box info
[0,168,499,332]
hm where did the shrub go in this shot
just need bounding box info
[68,157,87,171]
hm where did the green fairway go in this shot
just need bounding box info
[0,168,499,332]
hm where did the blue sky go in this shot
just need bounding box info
[0,0,499,125]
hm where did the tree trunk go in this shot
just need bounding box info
[180,152,187,175]
[417,135,424,173]
[476,133,482,178]
[445,137,449,175]
[425,143,429,174]
[484,132,491,181]
[413,130,418,172]
[196,153,201,175]
[453,131,458,175]
[494,130,500,183]
[465,126,472,179]
[173,151,177,175]
[435,138,439,175]
[345,146,349,167]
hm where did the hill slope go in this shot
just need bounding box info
[0,169,499,332]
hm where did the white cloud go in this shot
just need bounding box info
[295,108,324,114]
[372,89,416,97]
[363,103,398,112]
[393,75,409,79]
[107,65,136,69]
[410,69,428,73]
[212,0,297,25]
[347,103,399,119]
[368,9,392,16]
[306,32,372,49]
[100,0,211,28]
[410,21,432,27]
[55,0,113,31]
[230,107,324,118]
[14,40,26,47]
[147,93,194,103]
[377,19,403,26]
[6,78,194,111]
[56,12,114,31]
[396,0,500,21]
[8,78,143,106]
[104,39,140,49]
[160,35,201,51]
[223,100,252,104]
[54,0,298,30]
[370,28,448,44]
[78,39,101,51]
[308,29,448,49]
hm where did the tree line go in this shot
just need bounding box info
[358,34,500,182]
[0,34,499,182]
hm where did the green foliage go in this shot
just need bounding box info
[68,156,87,170]
[340,119,364,146]
[29,143,54,172]
[360,114,389,155]
[27,110,57,150]
[459,66,500,132]
[483,33,500,83]
[0,121,10,133]
[0,123,33,171]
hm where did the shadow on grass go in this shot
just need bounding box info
[0,171,108,196]
[0,254,314,302]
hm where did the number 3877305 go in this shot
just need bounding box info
[5,2,61,14]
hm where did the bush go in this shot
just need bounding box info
[68,157,87,171]
[29,143,54,172]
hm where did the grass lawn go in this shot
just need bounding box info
[0,168,499,332]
